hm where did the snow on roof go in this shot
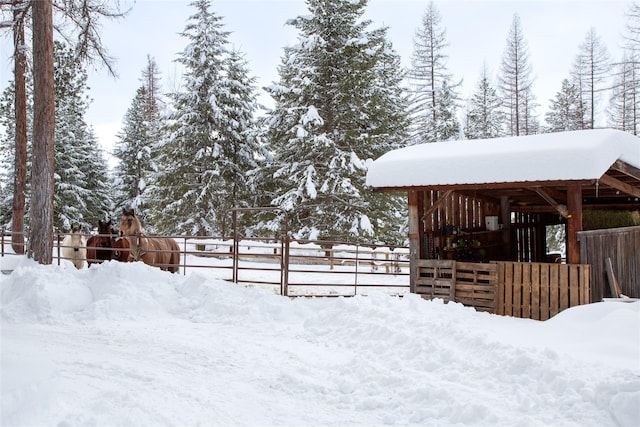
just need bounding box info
[366,129,640,188]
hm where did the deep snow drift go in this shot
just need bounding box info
[1,258,639,426]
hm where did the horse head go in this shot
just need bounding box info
[112,237,131,262]
[96,219,114,247]
[119,208,143,237]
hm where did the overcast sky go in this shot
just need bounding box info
[0,0,633,158]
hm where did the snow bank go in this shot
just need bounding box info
[1,259,639,426]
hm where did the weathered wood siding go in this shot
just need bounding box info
[577,226,640,301]
[496,261,590,320]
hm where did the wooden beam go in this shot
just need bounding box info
[533,188,569,218]
[566,184,583,264]
[514,202,640,213]
[599,173,640,198]
[612,159,640,181]
[421,190,453,220]
[408,191,420,293]
[371,179,594,193]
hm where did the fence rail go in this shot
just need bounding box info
[2,231,592,319]
[1,230,411,297]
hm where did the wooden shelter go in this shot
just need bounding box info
[366,129,640,314]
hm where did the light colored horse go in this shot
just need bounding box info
[118,208,180,273]
[61,227,87,270]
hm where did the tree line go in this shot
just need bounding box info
[1,0,639,264]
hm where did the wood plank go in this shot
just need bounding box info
[599,173,640,198]
[497,262,505,316]
[521,263,531,319]
[569,264,580,307]
[540,263,550,321]
[581,264,591,304]
[566,184,583,264]
[612,159,640,181]
[531,263,541,321]
[550,264,560,318]
[505,262,513,316]
[513,262,522,317]
[605,257,623,298]
[559,265,569,311]
[421,190,453,222]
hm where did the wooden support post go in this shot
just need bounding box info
[500,196,511,261]
[566,184,583,264]
[408,191,421,293]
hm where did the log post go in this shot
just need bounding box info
[566,184,583,264]
[408,190,422,293]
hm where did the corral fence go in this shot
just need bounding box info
[577,226,640,301]
[2,227,593,319]
[414,259,591,320]
[0,229,412,298]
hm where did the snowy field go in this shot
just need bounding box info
[1,257,639,426]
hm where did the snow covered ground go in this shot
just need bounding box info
[1,257,639,426]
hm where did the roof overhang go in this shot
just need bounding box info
[366,129,640,211]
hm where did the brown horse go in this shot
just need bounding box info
[112,237,131,262]
[118,208,180,273]
[86,219,116,266]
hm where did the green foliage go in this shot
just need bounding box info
[0,43,112,232]
[583,209,640,230]
[52,41,113,230]
[148,0,263,236]
[261,0,409,243]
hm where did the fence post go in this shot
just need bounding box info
[232,210,239,284]
[56,231,61,265]
[182,236,187,275]
[354,243,359,296]
[281,236,290,297]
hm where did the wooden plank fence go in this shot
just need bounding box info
[415,260,590,320]
[415,260,497,313]
[495,262,590,320]
[577,226,640,301]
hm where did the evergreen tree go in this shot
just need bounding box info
[571,27,611,129]
[113,87,154,220]
[52,41,112,230]
[407,1,460,143]
[113,57,163,226]
[262,0,409,243]
[465,65,503,140]
[0,83,28,228]
[149,0,262,236]
[499,14,537,136]
[545,78,584,132]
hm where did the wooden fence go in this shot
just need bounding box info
[495,262,590,320]
[577,226,640,301]
[414,260,590,320]
[414,260,498,313]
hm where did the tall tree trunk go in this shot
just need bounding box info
[11,1,27,254]
[28,0,55,264]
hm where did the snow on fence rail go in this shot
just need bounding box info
[1,230,411,297]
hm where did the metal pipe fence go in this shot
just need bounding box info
[1,230,410,297]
